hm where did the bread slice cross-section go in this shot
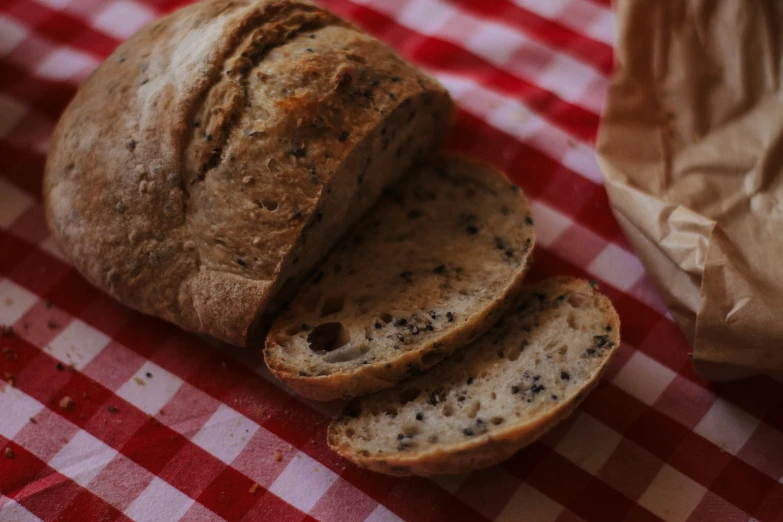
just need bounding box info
[327,278,620,476]
[265,156,536,400]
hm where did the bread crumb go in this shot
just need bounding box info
[107,405,119,414]
[29,417,37,424]
[274,452,282,462]
[59,396,75,410]
[4,447,14,459]
[249,483,260,494]
[134,377,146,386]
[4,298,12,306]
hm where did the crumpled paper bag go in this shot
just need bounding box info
[597,0,783,380]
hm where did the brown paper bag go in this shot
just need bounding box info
[597,0,783,380]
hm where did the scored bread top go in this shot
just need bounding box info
[265,156,536,400]
[327,278,620,476]
[44,0,451,346]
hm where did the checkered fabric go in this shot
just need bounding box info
[1,0,782,520]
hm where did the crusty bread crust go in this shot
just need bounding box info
[327,278,621,476]
[43,0,452,346]
[265,155,535,400]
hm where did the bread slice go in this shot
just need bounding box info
[44,0,452,347]
[265,156,536,400]
[327,278,620,476]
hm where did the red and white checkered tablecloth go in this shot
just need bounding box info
[1,0,782,520]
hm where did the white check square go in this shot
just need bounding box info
[639,465,706,522]
[116,361,183,415]
[364,505,404,522]
[0,278,38,325]
[48,319,110,371]
[496,483,563,522]
[48,430,117,487]
[466,23,526,66]
[269,452,339,513]
[531,201,572,248]
[612,351,676,406]
[190,404,259,464]
[0,386,43,439]
[0,16,28,55]
[694,398,761,455]
[36,47,98,81]
[92,0,156,40]
[555,412,622,474]
[587,243,646,292]
[396,0,454,36]
[0,500,41,522]
[124,477,194,522]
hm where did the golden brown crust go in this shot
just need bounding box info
[327,278,621,476]
[44,0,452,346]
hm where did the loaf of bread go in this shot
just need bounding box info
[328,278,620,476]
[265,156,535,400]
[43,0,452,346]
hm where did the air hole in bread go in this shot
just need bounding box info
[320,295,345,317]
[346,53,367,64]
[383,405,398,417]
[401,424,420,437]
[307,322,349,353]
[345,428,355,438]
[261,199,279,211]
[490,392,497,400]
[420,351,441,368]
[398,388,421,405]
[567,311,579,330]
[442,404,454,417]
[490,417,504,425]
[284,324,301,336]
[568,293,585,308]
[559,345,568,356]
[324,344,368,363]
[506,344,524,361]
[266,157,281,173]
[380,312,393,324]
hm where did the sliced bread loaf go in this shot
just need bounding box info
[265,156,536,400]
[44,0,452,347]
[327,278,620,476]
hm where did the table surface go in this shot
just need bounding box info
[1,0,782,521]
